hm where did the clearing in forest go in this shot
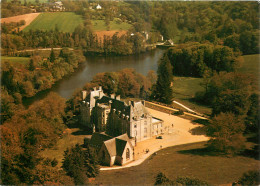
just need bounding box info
[95,30,128,43]
[1,56,30,66]
[1,13,41,31]
[91,19,132,31]
[23,12,83,33]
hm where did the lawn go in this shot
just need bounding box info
[239,54,259,78]
[93,142,260,185]
[23,12,83,33]
[91,19,132,31]
[171,54,260,115]
[1,56,30,65]
[172,76,211,115]
[39,123,90,167]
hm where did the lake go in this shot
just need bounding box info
[23,49,165,106]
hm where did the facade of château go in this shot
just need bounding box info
[80,86,164,143]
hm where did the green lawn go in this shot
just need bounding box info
[23,12,83,33]
[171,54,260,115]
[239,54,259,78]
[172,77,211,115]
[91,19,132,31]
[6,0,48,3]
[94,142,260,185]
[1,56,30,65]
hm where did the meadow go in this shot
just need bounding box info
[93,142,259,185]
[1,56,30,65]
[23,12,83,33]
[239,54,259,78]
[91,19,132,31]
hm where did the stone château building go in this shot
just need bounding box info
[89,132,134,166]
[80,86,164,143]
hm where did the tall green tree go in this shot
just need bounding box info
[49,48,55,63]
[151,54,173,104]
[62,144,99,185]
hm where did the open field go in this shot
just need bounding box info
[6,0,48,3]
[1,13,40,31]
[94,141,260,185]
[172,54,259,115]
[239,54,259,78]
[23,12,83,33]
[1,56,30,65]
[172,77,211,115]
[91,19,132,31]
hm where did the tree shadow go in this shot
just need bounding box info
[71,129,93,136]
[192,119,210,125]
[178,146,223,157]
[240,144,260,160]
[189,126,207,136]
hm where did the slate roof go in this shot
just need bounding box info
[97,96,131,116]
[102,133,133,158]
[90,132,112,150]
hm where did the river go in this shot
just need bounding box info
[23,49,165,106]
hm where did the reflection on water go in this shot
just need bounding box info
[23,49,165,106]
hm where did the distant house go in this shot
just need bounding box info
[90,133,134,166]
[96,4,102,10]
[49,1,65,12]
[164,39,174,46]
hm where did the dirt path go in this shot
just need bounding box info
[1,13,41,30]
[100,108,209,170]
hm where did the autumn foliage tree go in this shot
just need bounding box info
[207,112,246,155]
[1,93,69,185]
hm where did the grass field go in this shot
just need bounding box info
[23,12,83,33]
[93,142,259,185]
[1,56,30,65]
[239,54,259,78]
[171,54,259,115]
[91,19,132,31]
[172,77,211,115]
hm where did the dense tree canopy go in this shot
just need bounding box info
[166,43,241,77]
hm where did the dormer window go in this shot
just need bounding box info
[134,123,137,128]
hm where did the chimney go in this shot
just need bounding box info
[110,94,115,99]
[99,86,102,91]
[131,101,135,107]
[93,87,96,91]
[82,91,87,100]
[116,95,120,100]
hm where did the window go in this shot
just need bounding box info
[134,123,137,128]
[134,130,137,136]
[144,127,147,133]
[126,148,130,159]
[144,121,147,125]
